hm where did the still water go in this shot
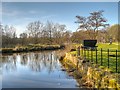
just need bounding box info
[2,51,78,88]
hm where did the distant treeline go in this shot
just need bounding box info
[1,21,119,48]
[1,10,119,48]
[1,21,71,48]
[71,24,119,43]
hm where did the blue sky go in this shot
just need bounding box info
[2,2,118,36]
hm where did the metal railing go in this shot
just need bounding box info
[77,47,120,73]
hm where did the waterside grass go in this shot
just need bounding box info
[70,43,120,73]
[1,44,65,53]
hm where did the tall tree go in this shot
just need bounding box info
[27,21,44,44]
[20,32,28,45]
[52,23,66,44]
[75,10,109,39]
[107,24,119,42]
[0,23,3,48]
[46,21,54,44]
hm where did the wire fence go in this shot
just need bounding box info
[77,47,120,73]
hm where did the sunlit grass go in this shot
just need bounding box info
[1,44,62,53]
[70,43,120,73]
[97,43,119,50]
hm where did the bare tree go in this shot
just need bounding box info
[27,21,44,44]
[75,10,109,39]
[0,23,3,48]
[62,30,71,44]
[52,23,66,44]
[107,24,119,42]
[20,33,27,45]
[2,25,17,47]
[45,21,54,44]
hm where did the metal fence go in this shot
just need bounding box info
[77,47,120,73]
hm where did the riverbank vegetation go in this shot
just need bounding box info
[60,51,120,88]
[1,44,65,53]
[68,43,120,72]
[1,22,119,51]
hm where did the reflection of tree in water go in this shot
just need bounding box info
[47,52,59,74]
[0,56,2,74]
[28,53,41,72]
[28,51,60,73]
[2,54,17,72]
[20,54,28,66]
[46,51,60,74]
[2,51,61,73]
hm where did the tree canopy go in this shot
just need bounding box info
[75,10,109,39]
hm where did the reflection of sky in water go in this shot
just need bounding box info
[2,51,78,88]
[0,56,2,90]
[0,75,2,89]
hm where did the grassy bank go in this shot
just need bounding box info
[1,44,65,53]
[60,52,120,88]
[70,43,120,73]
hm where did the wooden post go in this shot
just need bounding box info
[84,49,86,59]
[77,46,80,56]
[116,50,117,73]
[108,49,109,68]
[88,49,89,60]
[96,49,97,64]
[101,48,103,66]
[91,48,93,62]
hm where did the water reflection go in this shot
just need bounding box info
[2,51,78,88]
[0,56,2,89]
[2,51,61,73]
[2,54,17,72]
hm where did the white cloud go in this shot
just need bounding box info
[64,22,77,32]
[2,7,47,18]
[40,15,57,22]
[23,17,34,20]
[2,6,22,17]
[3,11,20,16]
[14,25,26,37]
[13,15,57,36]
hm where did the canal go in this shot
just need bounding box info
[2,51,79,88]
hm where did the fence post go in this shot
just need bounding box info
[82,48,83,56]
[84,48,86,59]
[101,48,103,66]
[116,50,117,73]
[91,48,93,62]
[96,49,97,64]
[80,47,81,56]
[88,49,89,60]
[108,49,109,68]
[77,46,80,56]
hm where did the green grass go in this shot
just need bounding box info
[84,49,120,73]
[70,43,120,73]
[97,43,119,50]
